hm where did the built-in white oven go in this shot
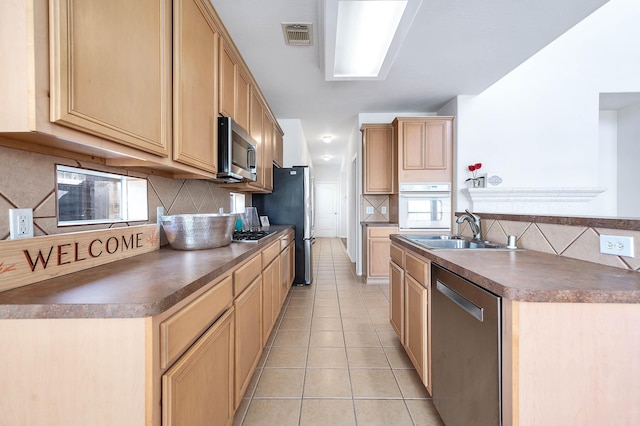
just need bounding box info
[398,183,451,231]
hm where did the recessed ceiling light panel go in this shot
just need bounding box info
[322,0,423,81]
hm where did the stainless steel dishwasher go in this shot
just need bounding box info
[431,264,502,426]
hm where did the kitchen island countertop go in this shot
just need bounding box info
[391,234,640,304]
[0,225,293,319]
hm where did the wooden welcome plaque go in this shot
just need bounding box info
[0,224,160,293]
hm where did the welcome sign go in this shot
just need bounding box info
[0,224,160,293]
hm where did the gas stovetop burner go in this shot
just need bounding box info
[232,230,275,242]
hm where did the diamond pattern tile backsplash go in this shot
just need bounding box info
[458,219,640,272]
[0,144,236,241]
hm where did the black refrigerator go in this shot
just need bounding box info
[253,166,314,285]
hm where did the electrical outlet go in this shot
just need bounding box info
[381,206,387,214]
[9,208,34,239]
[599,235,634,257]
[365,206,374,215]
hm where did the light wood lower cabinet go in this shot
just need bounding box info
[162,307,234,426]
[389,244,432,393]
[262,241,281,343]
[365,226,399,283]
[233,275,262,409]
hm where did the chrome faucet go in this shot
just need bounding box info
[456,210,482,240]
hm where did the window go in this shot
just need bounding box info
[56,165,148,226]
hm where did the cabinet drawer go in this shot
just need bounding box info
[234,254,262,295]
[160,275,233,369]
[368,226,398,238]
[405,252,430,286]
[390,243,405,267]
[262,240,280,267]
[280,230,294,251]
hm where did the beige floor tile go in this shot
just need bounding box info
[350,369,403,398]
[241,399,301,426]
[264,347,308,368]
[312,306,341,318]
[405,400,444,425]
[287,298,313,307]
[346,347,390,369]
[341,317,374,331]
[312,298,339,307]
[307,347,348,368]
[311,317,343,330]
[303,368,352,398]
[394,369,431,399]
[370,317,395,331]
[299,399,356,426]
[377,330,402,347]
[278,316,311,330]
[344,330,382,347]
[283,306,312,318]
[354,400,414,425]
[253,368,305,398]
[340,305,370,318]
[309,330,345,347]
[272,330,310,347]
[384,346,415,369]
[367,305,390,319]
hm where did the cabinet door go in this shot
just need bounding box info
[162,308,234,426]
[173,0,218,172]
[50,0,171,156]
[249,89,265,190]
[362,124,395,194]
[262,112,274,192]
[235,68,251,131]
[389,260,404,341]
[234,276,262,408]
[274,128,284,168]
[405,274,428,389]
[262,257,280,343]
[219,38,236,119]
[280,243,293,306]
[396,118,453,183]
[369,238,392,277]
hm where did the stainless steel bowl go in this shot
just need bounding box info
[160,213,238,250]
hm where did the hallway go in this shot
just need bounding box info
[233,238,443,425]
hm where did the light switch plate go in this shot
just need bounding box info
[600,235,634,257]
[381,206,387,214]
[365,206,374,215]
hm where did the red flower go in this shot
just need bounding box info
[468,164,476,172]
[466,162,483,181]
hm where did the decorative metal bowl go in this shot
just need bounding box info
[160,213,238,250]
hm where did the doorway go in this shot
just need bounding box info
[315,182,339,237]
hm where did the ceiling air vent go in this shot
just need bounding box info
[282,23,313,46]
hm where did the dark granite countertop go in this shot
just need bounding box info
[0,226,293,319]
[361,222,399,227]
[391,234,640,304]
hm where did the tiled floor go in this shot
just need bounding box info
[233,238,444,425]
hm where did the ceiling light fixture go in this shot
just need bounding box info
[321,0,423,81]
[321,155,332,161]
[322,135,333,143]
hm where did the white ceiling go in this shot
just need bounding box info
[210,0,609,170]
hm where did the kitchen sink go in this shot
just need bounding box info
[403,235,507,249]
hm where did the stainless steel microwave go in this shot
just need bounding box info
[216,117,257,183]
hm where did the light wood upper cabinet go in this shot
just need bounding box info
[274,127,284,168]
[219,38,250,132]
[394,117,453,183]
[162,308,234,426]
[49,0,172,157]
[362,124,395,194]
[172,0,218,172]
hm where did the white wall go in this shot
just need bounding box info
[617,102,640,216]
[454,0,640,215]
[597,110,618,216]
[277,119,312,168]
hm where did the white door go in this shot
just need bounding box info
[315,182,338,237]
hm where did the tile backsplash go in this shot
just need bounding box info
[0,144,235,241]
[457,216,640,272]
[361,195,390,222]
